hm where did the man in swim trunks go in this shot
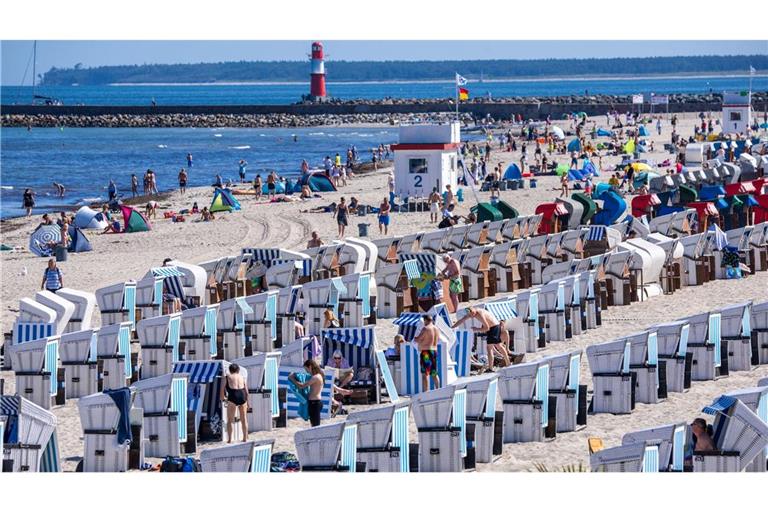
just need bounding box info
[378,197,391,235]
[414,315,440,392]
[453,307,511,369]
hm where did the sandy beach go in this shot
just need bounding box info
[1,112,766,472]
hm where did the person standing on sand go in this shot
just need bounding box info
[131,174,139,197]
[253,174,263,200]
[453,307,511,369]
[429,187,442,223]
[336,197,349,238]
[438,253,463,312]
[219,363,248,443]
[267,171,277,200]
[444,184,455,208]
[22,188,35,217]
[149,170,158,195]
[239,160,248,183]
[414,315,440,391]
[378,197,391,235]
[41,258,63,293]
[560,174,570,197]
[178,168,188,195]
[288,359,325,427]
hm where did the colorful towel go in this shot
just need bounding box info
[288,372,310,421]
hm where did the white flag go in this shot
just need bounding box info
[455,73,468,86]
[750,65,756,75]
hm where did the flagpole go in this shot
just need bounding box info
[455,76,459,122]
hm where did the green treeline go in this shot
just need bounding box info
[41,55,767,85]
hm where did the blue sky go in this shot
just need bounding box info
[2,40,766,85]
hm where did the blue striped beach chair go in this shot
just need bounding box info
[217,298,253,360]
[200,439,275,472]
[0,395,58,472]
[59,328,99,399]
[232,352,281,432]
[164,260,207,304]
[719,301,754,371]
[7,336,59,410]
[172,360,226,442]
[622,423,688,472]
[543,350,586,433]
[590,440,659,473]
[453,374,500,463]
[132,373,188,458]
[137,313,182,379]
[56,288,96,333]
[683,311,725,381]
[278,360,334,421]
[752,301,768,365]
[586,339,634,414]
[394,326,458,395]
[294,421,358,472]
[347,399,411,472]
[150,266,192,305]
[498,361,551,443]
[244,290,279,353]
[180,304,219,360]
[11,321,55,349]
[95,280,137,328]
[96,322,133,391]
[654,320,691,393]
[623,329,662,404]
[411,386,466,472]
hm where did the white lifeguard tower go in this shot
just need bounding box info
[721,92,751,134]
[391,122,460,199]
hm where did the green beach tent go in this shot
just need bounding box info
[120,205,152,233]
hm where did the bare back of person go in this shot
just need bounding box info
[415,324,439,351]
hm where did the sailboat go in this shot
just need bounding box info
[26,41,62,105]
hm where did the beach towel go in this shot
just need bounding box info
[288,372,311,421]
[105,387,133,445]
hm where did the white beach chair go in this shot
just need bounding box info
[453,374,501,463]
[165,260,207,304]
[243,290,279,353]
[95,280,137,327]
[375,261,418,319]
[446,224,471,250]
[466,221,489,247]
[577,269,601,330]
[137,313,182,379]
[460,244,495,300]
[180,304,218,360]
[265,260,302,289]
[559,227,588,261]
[484,219,506,244]
[0,395,58,472]
[645,233,684,293]
[8,336,59,410]
[586,339,634,414]
[33,290,75,335]
[132,373,188,458]
[679,233,713,286]
[590,441,659,473]
[543,350,586,433]
[373,236,400,265]
[345,237,379,273]
[56,288,96,333]
[301,278,347,336]
[347,401,411,472]
[276,285,302,346]
[751,301,768,365]
[294,421,359,472]
[59,328,99,399]
[623,329,664,404]
[497,361,552,443]
[217,298,253,360]
[134,276,164,322]
[621,238,667,300]
[682,311,726,381]
[420,228,450,253]
[719,302,754,371]
[509,289,543,353]
[96,322,133,391]
[653,320,692,393]
[522,234,549,285]
[489,240,527,293]
[397,231,423,254]
[602,250,633,306]
[537,281,567,343]
[501,216,525,241]
[622,423,687,472]
[713,386,768,472]
[200,440,274,472]
[78,389,141,472]
[411,386,467,472]
[336,242,367,275]
[339,272,373,328]
[232,352,281,433]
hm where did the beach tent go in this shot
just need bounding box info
[29,224,61,257]
[503,163,522,181]
[582,161,598,176]
[260,181,287,195]
[592,182,612,199]
[624,140,636,154]
[73,206,108,230]
[592,190,627,226]
[633,171,661,190]
[567,169,586,182]
[596,128,613,137]
[567,139,581,153]
[120,205,152,233]
[556,163,570,176]
[67,226,93,253]
[210,187,242,213]
[551,126,565,140]
[300,172,337,192]
[638,125,649,136]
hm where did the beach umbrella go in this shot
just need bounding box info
[551,126,565,140]
[29,224,61,257]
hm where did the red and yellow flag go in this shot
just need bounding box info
[458,87,469,101]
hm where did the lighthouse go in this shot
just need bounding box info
[309,41,327,101]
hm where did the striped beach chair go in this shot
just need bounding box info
[752,301,768,365]
[375,260,419,319]
[244,290,279,353]
[295,421,358,472]
[132,373,188,458]
[719,386,768,472]
[320,326,380,401]
[135,275,164,322]
[543,350,587,433]
[498,361,552,443]
[623,329,663,404]
[590,440,659,473]
[720,302,754,371]
[586,339,634,414]
[683,311,726,381]
[200,439,274,472]
[180,304,218,360]
[96,322,133,391]
[622,423,688,472]
[347,400,411,472]
[95,280,137,328]
[137,313,182,379]
[7,337,59,410]
[0,395,58,472]
[232,352,281,432]
[164,260,207,305]
[171,360,227,443]
[56,288,96,333]
[454,374,500,464]
[59,328,99,399]
[301,277,347,336]
[654,320,692,393]
[339,272,373,328]
[78,388,138,472]
[411,385,467,472]
[277,339,334,421]
[217,298,253,360]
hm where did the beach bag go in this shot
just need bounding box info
[725,266,742,280]
[160,456,201,472]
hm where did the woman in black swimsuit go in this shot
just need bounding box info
[220,363,249,443]
[336,197,349,238]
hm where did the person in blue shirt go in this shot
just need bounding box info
[41,259,63,293]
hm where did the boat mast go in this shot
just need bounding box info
[32,41,37,98]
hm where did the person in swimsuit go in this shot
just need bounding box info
[289,359,325,427]
[453,307,511,369]
[414,315,440,391]
[439,254,463,312]
[378,197,391,235]
[267,171,277,200]
[178,168,188,195]
[219,363,249,443]
[336,197,349,238]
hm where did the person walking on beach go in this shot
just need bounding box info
[41,258,63,293]
[378,196,391,235]
[336,197,349,238]
[178,168,188,195]
[219,363,248,443]
[444,184,455,208]
[253,174,263,200]
[452,307,511,369]
[22,188,36,217]
[414,315,440,392]
[149,170,158,195]
[429,187,442,223]
[560,173,570,197]
[288,359,325,427]
[238,160,248,183]
[187,153,193,168]
[131,174,139,197]
[438,253,463,312]
[267,171,277,200]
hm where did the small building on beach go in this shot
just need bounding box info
[391,121,460,199]
[721,92,751,134]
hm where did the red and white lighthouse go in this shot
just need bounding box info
[309,41,327,101]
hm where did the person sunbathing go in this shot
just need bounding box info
[328,350,354,388]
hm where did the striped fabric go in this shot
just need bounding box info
[375,349,399,402]
[642,446,660,472]
[266,294,277,340]
[0,421,4,466]
[321,327,376,369]
[401,343,452,395]
[587,226,606,241]
[164,276,186,302]
[151,266,185,278]
[286,287,301,315]
[709,313,722,367]
[452,330,472,378]
[12,322,54,345]
[123,283,137,326]
[359,274,371,317]
[271,258,312,276]
[172,361,222,383]
[171,377,188,443]
[392,405,410,472]
[264,356,280,417]
[242,248,281,262]
[118,325,132,376]
[45,339,58,396]
[169,316,181,362]
[672,425,686,471]
[536,364,550,427]
[401,259,421,281]
[205,308,218,357]
[485,379,499,418]
[452,389,467,456]
[702,395,737,416]
[568,354,581,407]
[341,423,358,472]
[234,298,254,329]
[483,300,518,321]
[278,367,334,419]
[251,444,272,473]
[399,253,437,274]
[677,324,690,358]
[39,432,60,472]
[151,277,164,306]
